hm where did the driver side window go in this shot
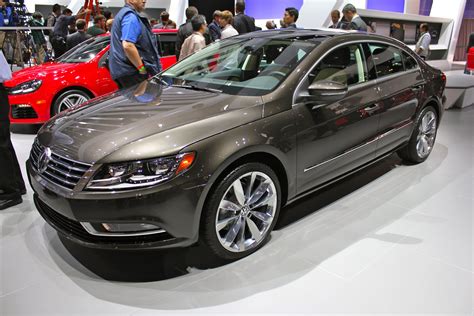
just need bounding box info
[309,45,368,86]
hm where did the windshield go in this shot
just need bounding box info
[160,37,318,96]
[58,36,110,63]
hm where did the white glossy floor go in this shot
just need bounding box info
[1,108,473,315]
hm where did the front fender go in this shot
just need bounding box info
[183,109,297,239]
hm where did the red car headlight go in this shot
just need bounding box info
[8,79,42,95]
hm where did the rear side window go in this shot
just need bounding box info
[156,34,177,57]
[368,44,404,78]
[403,51,419,70]
[310,44,368,86]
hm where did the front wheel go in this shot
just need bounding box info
[398,106,438,163]
[52,90,90,116]
[201,163,281,260]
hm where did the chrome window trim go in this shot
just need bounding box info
[292,38,420,105]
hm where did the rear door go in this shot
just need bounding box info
[294,43,381,194]
[156,33,177,70]
[366,43,424,155]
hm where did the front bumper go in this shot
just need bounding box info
[8,91,52,124]
[27,159,204,250]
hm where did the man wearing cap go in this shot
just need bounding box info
[341,4,367,32]
[154,11,176,29]
[208,10,222,42]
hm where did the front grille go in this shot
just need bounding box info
[30,140,92,190]
[11,105,38,119]
[35,196,174,245]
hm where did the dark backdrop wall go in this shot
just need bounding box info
[188,0,235,23]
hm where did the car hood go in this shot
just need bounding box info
[4,62,80,87]
[37,80,264,164]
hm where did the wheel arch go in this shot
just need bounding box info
[419,96,442,122]
[194,146,291,237]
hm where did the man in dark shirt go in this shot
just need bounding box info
[208,10,222,42]
[87,14,106,36]
[51,7,88,57]
[175,6,198,59]
[45,3,61,36]
[342,4,367,32]
[233,0,256,34]
[154,11,177,29]
[67,19,91,50]
[283,7,298,29]
[328,10,340,28]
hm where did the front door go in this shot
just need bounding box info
[293,44,381,194]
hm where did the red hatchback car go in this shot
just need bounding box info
[5,29,177,124]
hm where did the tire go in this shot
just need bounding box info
[201,162,281,261]
[398,106,438,164]
[52,90,91,116]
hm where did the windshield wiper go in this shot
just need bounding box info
[170,83,222,93]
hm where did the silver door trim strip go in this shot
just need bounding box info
[303,120,413,173]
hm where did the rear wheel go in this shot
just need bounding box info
[398,106,438,163]
[52,90,91,116]
[201,163,281,260]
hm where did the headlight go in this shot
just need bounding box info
[9,79,42,95]
[86,152,196,190]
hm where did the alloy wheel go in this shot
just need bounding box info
[215,171,277,253]
[58,94,89,112]
[416,110,437,158]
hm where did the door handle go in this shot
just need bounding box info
[411,85,423,92]
[363,104,380,113]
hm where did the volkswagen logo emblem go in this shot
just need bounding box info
[38,147,52,174]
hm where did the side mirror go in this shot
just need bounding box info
[301,80,348,103]
[100,54,109,69]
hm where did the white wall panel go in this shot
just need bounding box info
[431,0,467,62]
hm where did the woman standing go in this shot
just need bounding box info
[220,11,238,40]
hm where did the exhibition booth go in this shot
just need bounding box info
[0,0,473,315]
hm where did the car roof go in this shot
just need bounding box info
[234,28,405,47]
[235,28,345,40]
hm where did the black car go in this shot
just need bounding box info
[28,29,445,260]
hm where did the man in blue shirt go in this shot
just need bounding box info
[109,0,162,89]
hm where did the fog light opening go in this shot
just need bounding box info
[81,222,165,237]
[101,222,160,233]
